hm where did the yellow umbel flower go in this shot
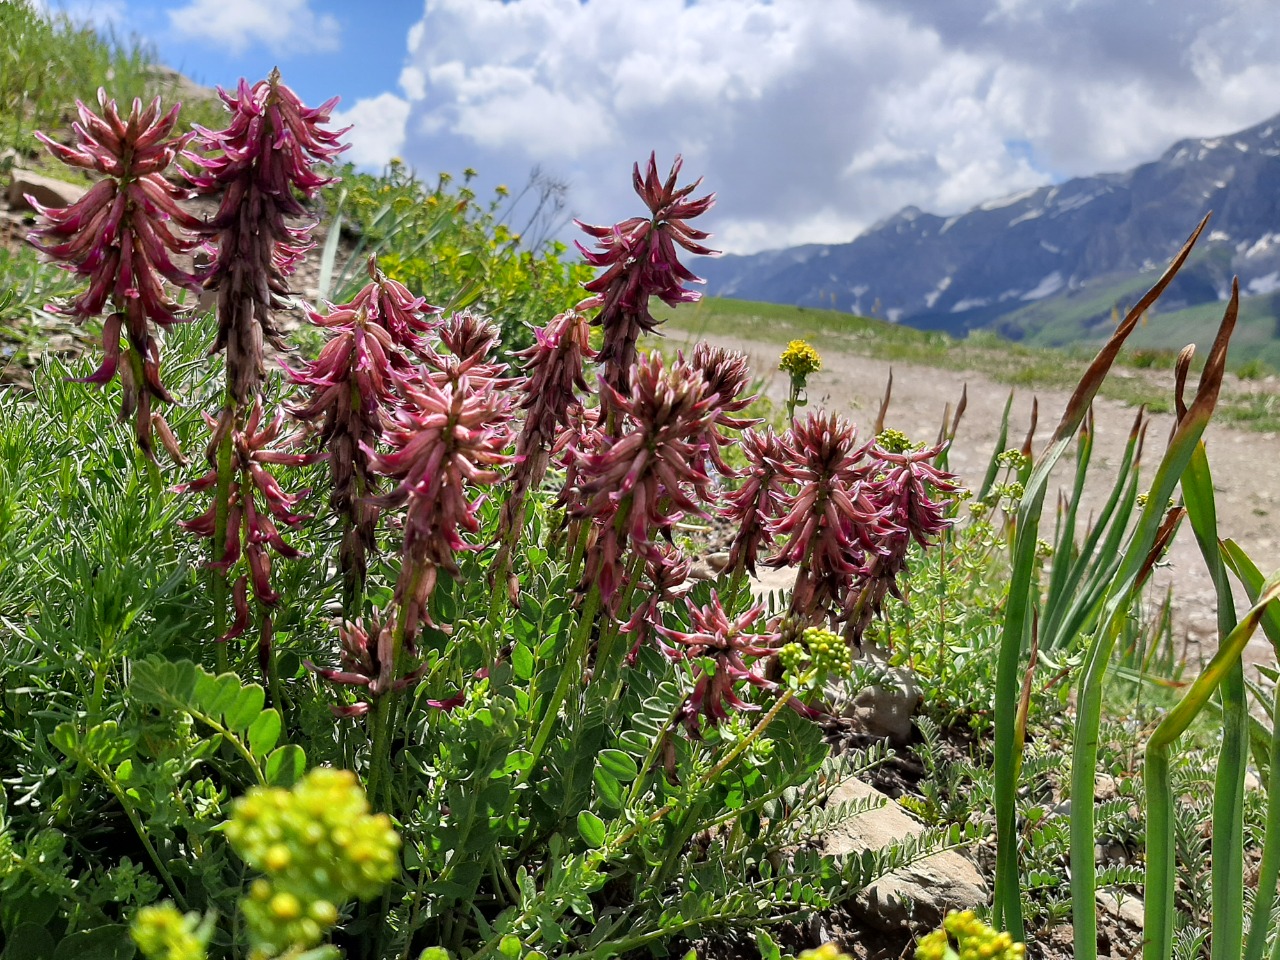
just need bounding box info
[914,910,1026,960]
[779,339,822,379]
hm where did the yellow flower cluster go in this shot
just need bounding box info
[131,903,211,960]
[914,910,1026,960]
[875,428,919,454]
[779,339,822,379]
[800,945,853,960]
[225,768,400,955]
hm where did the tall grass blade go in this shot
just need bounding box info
[1072,276,1235,960]
[1143,575,1280,960]
[991,215,1210,939]
[1220,540,1280,960]
[976,389,1015,503]
[1182,435,1247,960]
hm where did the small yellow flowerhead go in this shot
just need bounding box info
[779,339,822,380]
[225,768,400,954]
[800,945,853,960]
[130,903,213,960]
[914,910,1026,960]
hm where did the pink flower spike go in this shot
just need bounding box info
[28,90,205,457]
[655,592,808,736]
[190,70,348,403]
[575,153,717,394]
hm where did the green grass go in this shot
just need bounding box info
[0,0,225,167]
[656,296,1177,415]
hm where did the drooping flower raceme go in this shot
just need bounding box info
[689,342,758,477]
[424,310,513,389]
[178,400,314,669]
[190,71,347,403]
[843,438,959,643]
[29,91,206,458]
[769,412,896,628]
[576,153,716,395]
[722,427,791,576]
[369,374,516,642]
[568,354,719,604]
[656,592,815,736]
[284,302,402,601]
[347,254,440,361]
[620,544,693,663]
[303,613,466,718]
[496,308,596,559]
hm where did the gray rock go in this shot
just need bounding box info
[821,778,987,931]
[835,648,920,744]
[1096,889,1144,929]
[7,168,88,212]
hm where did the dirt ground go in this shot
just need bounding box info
[668,328,1280,684]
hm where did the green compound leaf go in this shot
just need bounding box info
[248,708,282,760]
[596,749,638,783]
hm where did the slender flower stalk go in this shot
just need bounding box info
[575,153,716,396]
[177,400,315,697]
[28,90,206,459]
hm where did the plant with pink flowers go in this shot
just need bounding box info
[16,78,985,960]
[28,90,206,459]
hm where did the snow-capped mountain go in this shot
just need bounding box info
[698,112,1280,335]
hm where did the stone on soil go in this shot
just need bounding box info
[6,169,87,212]
[820,778,987,931]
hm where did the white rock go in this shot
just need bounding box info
[820,778,987,930]
[7,168,88,212]
[1096,889,1144,928]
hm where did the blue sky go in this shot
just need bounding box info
[43,0,1280,254]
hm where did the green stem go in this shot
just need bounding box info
[368,560,428,806]
[520,587,599,788]
[1243,679,1280,960]
[212,410,235,676]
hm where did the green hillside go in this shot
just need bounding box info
[655,294,1280,430]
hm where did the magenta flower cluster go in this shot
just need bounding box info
[189,71,347,403]
[32,87,960,739]
[28,92,206,457]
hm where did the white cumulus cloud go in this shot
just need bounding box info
[331,92,412,169]
[168,0,340,57]
[377,0,1280,253]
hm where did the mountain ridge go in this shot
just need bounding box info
[700,112,1280,340]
